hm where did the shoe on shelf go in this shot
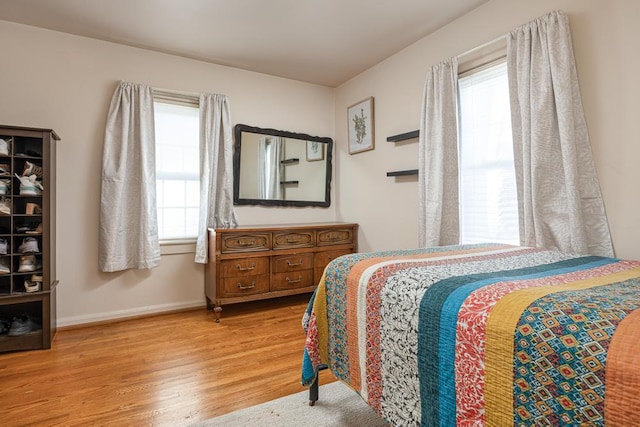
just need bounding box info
[25,202,42,215]
[24,279,40,293]
[0,163,10,177]
[22,161,43,179]
[16,223,41,234]
[0,238,7,255]
[16,222,39,233]
[25,273,43,293]
[0,179,9,196]
[18,237,39,254]
[0,197,11,215]
[0,257,10,274]
[15,150,41,157]
[25,223,43,235]
[0,138,11,156]
[15,224,29,233]
[14,149,41,157]
[7,314,40,337]
[15,173,43,196]
[18,254,37,272]
[0,318,10,335]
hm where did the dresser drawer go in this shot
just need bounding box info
[314,249,353,284]
[221,233,271,253]
[314,249,352,270]
[273,231,314,250]
[272,253,313,273]
[316,228,354,246]
[271,269,314,291]
[221,273,270,297]
[220,257,269,277]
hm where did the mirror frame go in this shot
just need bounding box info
[233,124,333,207]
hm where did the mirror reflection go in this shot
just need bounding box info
[233,124,332,207]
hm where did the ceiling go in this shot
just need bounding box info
[0,0,488,87]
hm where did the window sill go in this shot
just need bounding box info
[159,239,196,255]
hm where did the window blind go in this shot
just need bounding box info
[458,61,519,245]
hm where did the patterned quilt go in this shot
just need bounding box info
[301,244,640,426]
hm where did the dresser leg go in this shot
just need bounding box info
[213,306,222,323]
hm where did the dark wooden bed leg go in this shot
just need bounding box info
[309,365,328,406]
[309,375,320,406]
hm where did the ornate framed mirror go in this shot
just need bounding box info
[233,124,332,207]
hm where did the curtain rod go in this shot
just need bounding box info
[457,33,507,60]
[153,86,200,102]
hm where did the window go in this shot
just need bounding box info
[153,100,200,240]
[458,60,519,245]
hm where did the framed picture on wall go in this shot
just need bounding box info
[306,140,324,161]
[347,96,374,154]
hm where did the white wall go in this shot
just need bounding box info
[334,0,640,260]
[0,20,337,326]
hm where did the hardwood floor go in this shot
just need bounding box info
[0,294,335,426]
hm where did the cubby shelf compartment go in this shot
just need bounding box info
[386,130,419,142]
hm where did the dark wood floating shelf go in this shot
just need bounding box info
[281,158,299,164]
[280,180,299,185]
[387,130,419,142]
[386,169,419,177]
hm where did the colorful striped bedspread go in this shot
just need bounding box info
[301,244,640,426]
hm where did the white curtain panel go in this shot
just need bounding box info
[195,93,238,263]
[258,137,268,198]
[99,82,160,272]
[258,137,284,200]
[508,10,613,256]
[418,57,460,247]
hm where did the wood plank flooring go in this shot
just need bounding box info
[0,294,335,426]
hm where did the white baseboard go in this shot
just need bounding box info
[57,300,207,328]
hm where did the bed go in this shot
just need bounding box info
[301,243,640,426]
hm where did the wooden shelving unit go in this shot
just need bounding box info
[0,125,59,352]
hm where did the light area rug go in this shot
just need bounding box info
[194,381,389,426]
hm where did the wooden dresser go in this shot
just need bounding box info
[205,222,358,321]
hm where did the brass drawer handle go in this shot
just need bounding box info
[286,236,301,243]
[326,232,341,241]
[237,238,256,246]
[286,259,303,267]
[285,276,302,284]
[237,263,256,271]
[237,281,256,290]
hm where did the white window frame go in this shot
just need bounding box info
[153,90,200,244]
[457,41,520,246]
